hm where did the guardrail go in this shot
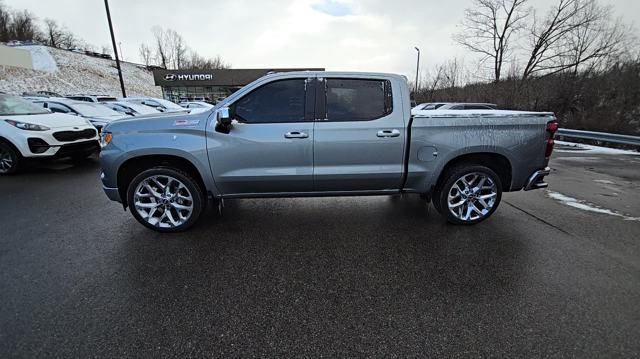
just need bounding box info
[557,129,640,147]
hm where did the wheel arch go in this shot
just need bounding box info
[435,152,513,192]
[0,136,22,155]
[116,154,208,208]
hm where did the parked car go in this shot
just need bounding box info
[101,101,162,116]
[411,102,497,115]
[413,102,435,111]
[121,97,188,114]
[0,94,100,174]
[178,101,214,114]
[30,98,126,132]
[23,90,62,97]
[99,71,557,232]
[65,94,118,103]
[437,103,497,110]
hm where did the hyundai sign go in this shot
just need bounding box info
[163,73,213,82]
[153,68,326,87]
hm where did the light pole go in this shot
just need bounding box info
[104,0,126,97]
[414,46,420,96]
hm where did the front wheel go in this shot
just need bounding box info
[0,141,20,175]
[127,167,205,232]
[433,164,502,225]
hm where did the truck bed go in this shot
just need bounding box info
[404,110,556,193]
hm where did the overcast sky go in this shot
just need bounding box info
[6,0,640,79]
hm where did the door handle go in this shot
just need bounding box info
[377,129,400,138]
[284,131,309,139]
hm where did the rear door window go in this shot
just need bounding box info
[324,79,392,121]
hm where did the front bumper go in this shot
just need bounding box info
[524,167,551,191]
[27,139,101,158]
[12,125,99,158]
[102,184,122,202]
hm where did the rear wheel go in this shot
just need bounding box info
[127,167,205,232]
[433,164,502,225]
[0,141,20,175]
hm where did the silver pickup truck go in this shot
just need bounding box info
[99,71,557,232]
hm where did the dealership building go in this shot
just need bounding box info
[152,68,324,103]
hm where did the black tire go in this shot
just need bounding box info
[0,140,21,175]
[126,167,205,232]
[432,164,502,225]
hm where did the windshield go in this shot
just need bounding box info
[155,98,185,110]
[71,102,122,117]
[126,103,159,114]
[0,94,49,115]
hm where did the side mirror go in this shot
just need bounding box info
[215,107,232,133]
[217,107,232,126]
[156,107,164,112]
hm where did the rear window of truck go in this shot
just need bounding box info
[325,79,392,121]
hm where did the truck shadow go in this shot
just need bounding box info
[117,194,532,310]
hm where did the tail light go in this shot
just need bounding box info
[545,121,558,158]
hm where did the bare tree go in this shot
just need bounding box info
[143,27,229,69]
[455,0,529,82]
[563,1,630,76]
[139,43,152,66]
[8,9,39,41]
[0,2,11,42]
[151,26,169,68]
[184,52,229,69]
[521,0,629,80]
[43,18,76,48]
[164,29,187,69]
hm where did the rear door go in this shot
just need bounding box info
[313,77,406,191]
[208,77,316,195]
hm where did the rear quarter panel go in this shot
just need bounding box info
[405,113,554,193]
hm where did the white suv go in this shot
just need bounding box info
[0,94,100,174]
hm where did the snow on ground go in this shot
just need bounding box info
[0,46,160,97]
[547,191,640,221]
[555,140,640,155]
[21,45,58,72]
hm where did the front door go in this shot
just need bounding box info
[313,77,406,191]
[208,77,315,195]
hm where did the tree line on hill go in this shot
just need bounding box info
[138,27,229,70]
[0,1,228,70]
[415,0,640,135]
[0,2,108,53]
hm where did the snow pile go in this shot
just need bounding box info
[555,140,640,155]
[547,191,640,221]
[21,45,58,72]
[0,46,161,97]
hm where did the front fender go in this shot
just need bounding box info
[99,126,220,197]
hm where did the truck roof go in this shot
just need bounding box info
[261,71,408,82]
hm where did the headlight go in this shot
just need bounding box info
[4,119,50,131]
[100,131,113,147]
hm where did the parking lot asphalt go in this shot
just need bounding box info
[1,148,639,358]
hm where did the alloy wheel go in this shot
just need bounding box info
[133,175,194,228]
[447,172,498,222]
